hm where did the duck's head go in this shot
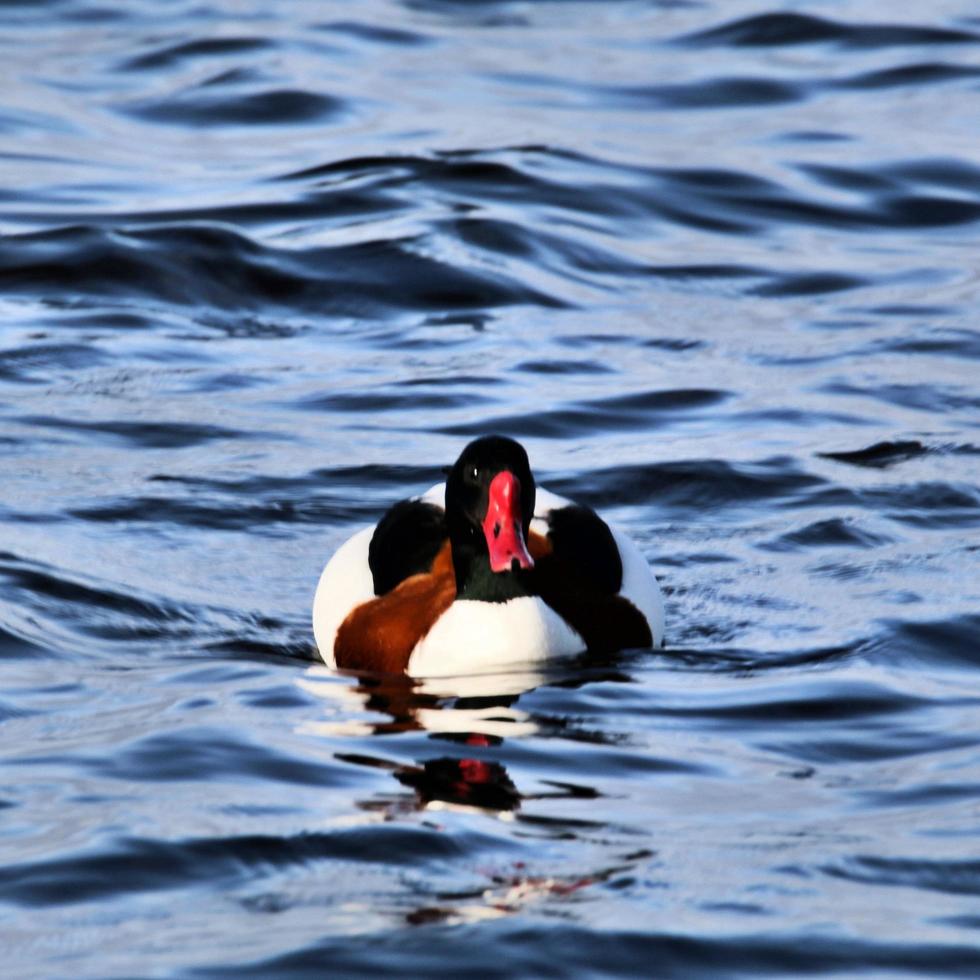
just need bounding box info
[445,435,536,600]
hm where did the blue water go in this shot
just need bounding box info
[2,1,980,975]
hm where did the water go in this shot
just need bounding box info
[2,0,980,975]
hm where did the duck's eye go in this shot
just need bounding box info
[471,466,479,479]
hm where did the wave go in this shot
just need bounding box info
[0,222,562,314]
[0,824,475,908]
[213,923,980,978]
[679,13,978,50]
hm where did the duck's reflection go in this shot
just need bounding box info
[296,661,645,924]
[367,752,522,813]
[298,659,632,820]
[297,664,550,741]
[298,663,562,815]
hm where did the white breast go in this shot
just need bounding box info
[407,596,585,677]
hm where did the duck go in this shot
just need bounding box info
[312,435,664,676]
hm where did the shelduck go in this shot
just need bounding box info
[312,435,664,675]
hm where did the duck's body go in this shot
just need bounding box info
[313,437,664,676]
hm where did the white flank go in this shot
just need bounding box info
[611,525,665,647]
[311,525,376,666]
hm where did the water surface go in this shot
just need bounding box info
[2,0,980,975]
